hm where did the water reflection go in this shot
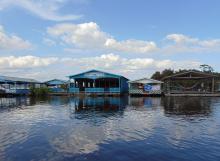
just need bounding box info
[50,96,157,156]
[129,97,161,107]
[0,97,31,110]
[0,96,219,161]
[162,97,212,116]
[72,96,128,112]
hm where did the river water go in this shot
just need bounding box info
[0,96,220,161]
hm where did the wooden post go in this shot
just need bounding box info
[119,78,121,93]
[212,77,215,93]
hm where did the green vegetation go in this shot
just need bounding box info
[60,84,68,91]
[30,87,50,96]
[199,64,214,73]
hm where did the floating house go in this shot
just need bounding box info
[44,79,67,93]
[128,78,163,96]
[0,75,41,95]
[162,71,220,95]
[68,70,129,95]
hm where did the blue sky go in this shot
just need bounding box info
[0,0,220,81]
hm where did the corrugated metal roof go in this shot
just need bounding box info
[162,71,218,80]
[0,75,40,83]
[44,79,67,85]
[128,78,163,84]
[68,69,129,80]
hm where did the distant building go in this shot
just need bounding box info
[68,70,129,95]
[0,75,41,95]
[44,79,67,93]
[128,78,163,96]
[162,71,220,95]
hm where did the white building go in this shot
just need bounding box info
[128,78,163,95]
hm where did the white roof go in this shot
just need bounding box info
[128,78,163,84]
[0,75,40,83]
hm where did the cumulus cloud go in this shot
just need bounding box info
[47,22,158,54]
[0,25,32,50]
[163,33,220,54]
[0,54,201,80]
[47,22,220,55]
[43,38,56,46]
[0,0,82,21]
[61,53,201,72]
[0,55,58,69]
[105,39,157,53]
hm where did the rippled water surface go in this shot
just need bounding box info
[0,96,220,161]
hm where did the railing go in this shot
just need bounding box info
[85,88,104,93]
[50,88,66,93]
[109,88,120,93]
[69,88,79,93]
[69,87,120,93]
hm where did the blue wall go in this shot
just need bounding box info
[68,70,129,94]
[120,77,129,93]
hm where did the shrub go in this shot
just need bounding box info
[30,87,50,96]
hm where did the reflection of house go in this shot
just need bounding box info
[45,79,67,93]
[162,71,220,95]
[0,75,41,95]
[128,78,163,96]
[162,97,212,116]
[68,70,129,95]
[129,97,161,107]
[73,96,128,112]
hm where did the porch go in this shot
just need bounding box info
[162,71,220,94]
[69,78,121,93]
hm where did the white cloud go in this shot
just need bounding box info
[163,33,220,54]
[47,22,158,54]
[47,22,220,55]
[166,34,198,43]
[0,54,201,80]
[105,39,157,53]
[0,25,32,50]
[61,53,201,72]
[0,0,82,21]
[0,55,58,69]
[43,38,56,46]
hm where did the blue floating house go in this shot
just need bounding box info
[44,79,67,93]
[68,70,129,95]
[0,75,41,95]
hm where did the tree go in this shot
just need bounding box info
[151,69,174,80]
[199,64,214,73]
[151,71,161,80]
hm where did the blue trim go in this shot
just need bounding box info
[15,89,30,95]
[85,88,104,93]
[69,88,79,93]
[68,69,128,80]
[45,79,66,85]
[109,88,120,93]
[50,88,66,93]
[69,87,121,93]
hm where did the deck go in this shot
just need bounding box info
[165,93,220,97]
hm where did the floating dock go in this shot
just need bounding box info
[165,93,220,97]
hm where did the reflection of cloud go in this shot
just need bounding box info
[50,104,158,155]
[0,97,68,159]
[51,126,103,154]
[0,124,31,159]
